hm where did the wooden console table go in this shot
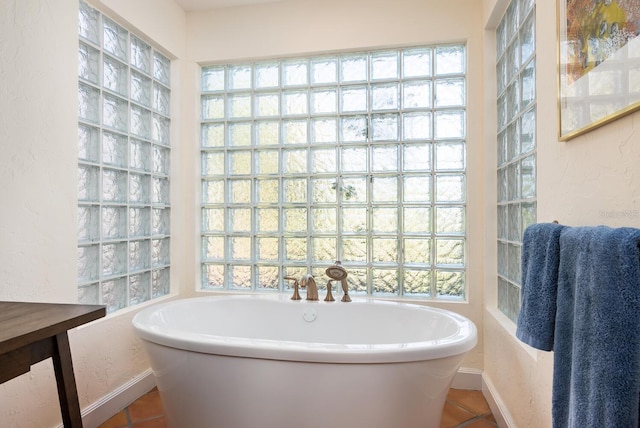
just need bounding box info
[0,301,106,427]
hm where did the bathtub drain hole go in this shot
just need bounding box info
[303,308,317,322]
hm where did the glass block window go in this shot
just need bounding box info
[78,1,171,313]
[200,45,467,299]
[496,0,536,322]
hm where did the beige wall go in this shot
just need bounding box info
[0,1,186,426]
[188,0,476,63]
[482,0,640,426]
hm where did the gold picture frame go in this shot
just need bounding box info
[557,0,640,141]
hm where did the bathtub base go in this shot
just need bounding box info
[144,341,464,428]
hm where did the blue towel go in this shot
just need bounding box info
[553,226,640,428]
[516,222,565,351]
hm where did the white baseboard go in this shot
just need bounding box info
[451,367,483,390]
[482,373,517,428]
[55,369,156,428]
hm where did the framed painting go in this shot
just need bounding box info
[558,0,640,141]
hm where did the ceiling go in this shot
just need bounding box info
[174,0,289,11]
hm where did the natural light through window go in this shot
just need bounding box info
[77,1,171,313]
[496,0,537,321]
[200,45,466,299]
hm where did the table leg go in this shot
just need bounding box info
[52,332,83,428]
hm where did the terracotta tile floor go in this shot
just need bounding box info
[441,389,498,428]
[98,387,496,428]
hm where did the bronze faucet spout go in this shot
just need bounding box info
[300,274,319,301]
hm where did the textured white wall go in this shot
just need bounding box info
[482,0,640,426]
[0,1,84,424]
[0,1,186,427]
[0,0,78,304]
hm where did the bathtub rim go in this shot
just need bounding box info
[132,294,477,364]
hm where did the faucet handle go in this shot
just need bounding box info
[324,280,335,302]
[284,276,301,301]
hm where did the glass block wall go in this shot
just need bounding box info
[496,0,537,322]
[200,45,467,299]
[77,1,171,313]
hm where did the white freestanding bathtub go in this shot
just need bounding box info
[132,294,477,428]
